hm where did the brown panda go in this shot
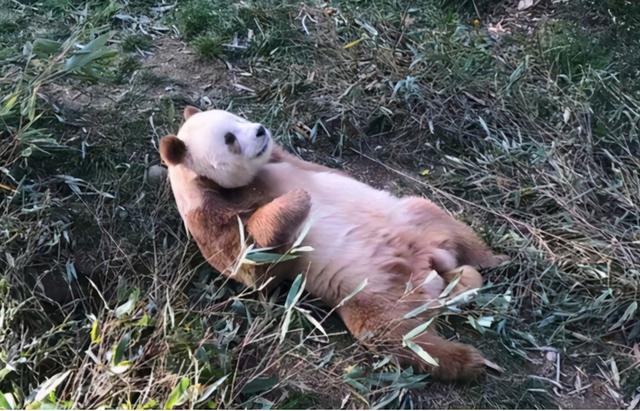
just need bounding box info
[159,106,507,381]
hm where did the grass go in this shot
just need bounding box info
[1,0,639,409]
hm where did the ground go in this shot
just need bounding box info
[1,0,639,409]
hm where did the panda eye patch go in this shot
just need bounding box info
[224,132,236,145]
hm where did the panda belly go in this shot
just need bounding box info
[260,162,446,305]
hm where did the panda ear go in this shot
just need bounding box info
[183,105,201,120]
[159,135,186,165]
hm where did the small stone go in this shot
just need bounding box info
[546,351,557,362]
[148,164,167,184]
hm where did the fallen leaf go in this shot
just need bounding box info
[518,0,539,10]
[484,358,504,373]
[487,20,508,37]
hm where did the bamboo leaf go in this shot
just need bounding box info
[27,371,70,405]
[112,332,131,365]
[405,341,439,367]
[64,33,117,73]
[195,375,228,405]
[343,37,365,49]
[439,272,461,299]
[609,301,637,331]
[336,279,368,308]
[244,251,298,264]
[292,218,313,249]
[280,274,306,342]
[296,307,328,338]
[402,318,435,342]
[32,39,62,58]
[0,93,20,117]
[284,274,305,310]
[164,377,190,410]
[115,289,139,318]
[240,377,277,395]
[0,393,15,410]
[90,318,101,344]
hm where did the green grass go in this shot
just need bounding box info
[1,0,639,409]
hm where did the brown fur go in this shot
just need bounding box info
[339,296,486,381]
[161,106,508,381]
[159,135,186,165]
[246,189,311,247]
[183,105,200,120]
[173,173,309,288]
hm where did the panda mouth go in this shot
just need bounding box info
[255,139,270,158]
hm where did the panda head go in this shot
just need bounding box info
[159,106,273,188]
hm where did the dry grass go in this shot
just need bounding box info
[1,0,639,409]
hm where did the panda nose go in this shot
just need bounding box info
[256,125,266,138]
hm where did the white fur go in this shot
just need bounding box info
[177,110,273,188]
[259,161,447,305]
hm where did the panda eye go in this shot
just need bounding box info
[224,132,236,145]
